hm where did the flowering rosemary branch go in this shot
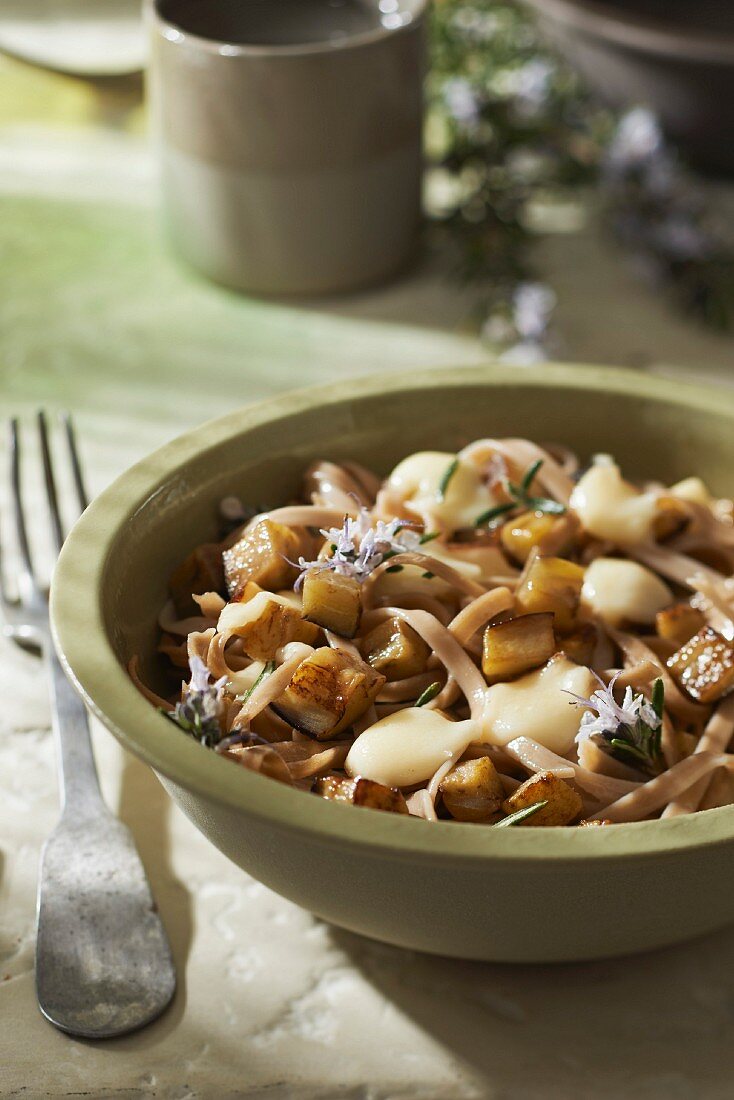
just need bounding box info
[165,655,227,748]
[475,458,565,527]
[494,801,548,827]
[428,0,734,344]
[293,508,422,587]
[567,671,665,774]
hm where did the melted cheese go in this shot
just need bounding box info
[345,708,475,788]
[387,451,497,531]
[481,657,596,755]
[582,557,672,626]
[670,476,714,508]
[570,463,657,545]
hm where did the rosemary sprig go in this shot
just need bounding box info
[494,801,548,827]
[437,457,459,500]
[238,661,276,705]
[474,501,516,528]
[162,701,222,749]
[570,673,665,775]
[475,459,565,526]
[416,681,442,707]
[419,531,440,544]
[607,678,664,773]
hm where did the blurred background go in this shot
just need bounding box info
[3,0,734,460]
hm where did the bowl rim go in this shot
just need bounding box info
[51,362,734,865]
[148,0,427,61]
[522,0,734,65]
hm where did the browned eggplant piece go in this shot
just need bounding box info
[439,756,505,822]
[515,553,585,633]
[656,602,706,648]
[302,568,362,637]
[500,510,578,565]
[481,612,556,685]
[223,519,311,595]
[272,647,385,739]
[666,625,734,704]
[500,771,582,826]
[652,495,691,542]
[559,622,598,666]
[362,616,430,682]
[313,774,408,813]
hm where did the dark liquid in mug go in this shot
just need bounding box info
[157,0,385,46]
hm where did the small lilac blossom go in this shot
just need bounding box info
[170,655,227,747]
[512,282,556,343]
[605,108,663,175]
[505,59,554,121]
[565,671,660,745]
[293,508,421,588]
[443,77,481,130]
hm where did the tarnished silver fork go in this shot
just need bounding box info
[1,413,176,1039]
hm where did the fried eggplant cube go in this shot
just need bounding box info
[272,647,385,740]
[217,591,319,660]
[439,756,505,822]
[515,554,585,633]
[169,542,225,616]
[501,771,582,826]
[314,774,408,813]
[481,612,556,685]
[223,519,307,595]
[500,511,577,565]
[559,622,598,666]
[362,617,430,682]
[666,625,734,703]
[653,495,690,542]
[656,602,706,648]
[302,568,362,638]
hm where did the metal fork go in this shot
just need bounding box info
[1,413,176,1039]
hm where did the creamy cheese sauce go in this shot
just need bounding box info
[345,707,476,787]
[387,451,498,532]
[670,476,714,508]
[481,657,597,755]
[570,463,658,544]
[582,557,672,626]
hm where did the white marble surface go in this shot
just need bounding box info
[2,58,734,1100]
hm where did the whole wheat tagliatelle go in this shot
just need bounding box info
[130,441,734,827]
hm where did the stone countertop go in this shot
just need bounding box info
[1,56,734,1100]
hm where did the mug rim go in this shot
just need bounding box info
[147,0,428,59]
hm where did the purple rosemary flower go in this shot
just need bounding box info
[169,655,227,747]
[566,670,664,773]
[294,508,421,588]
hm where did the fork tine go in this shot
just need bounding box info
[60,412,89,513]
[0,473,9,607]
[38,411,64,553]
[10,418,37,593]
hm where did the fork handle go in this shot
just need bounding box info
[47,648,106,818]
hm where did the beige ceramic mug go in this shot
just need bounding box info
[147,0,427,295]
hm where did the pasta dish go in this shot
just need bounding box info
[130,438,734,827]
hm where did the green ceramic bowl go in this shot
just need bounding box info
[52,365,734,962]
